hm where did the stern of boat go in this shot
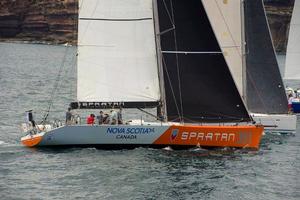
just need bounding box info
[21,132,45,147]
[20,123,52,147]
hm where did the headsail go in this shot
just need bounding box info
[156,0,251,122]
[285,0,300,80]
[244,0,288,114]
[202,0,244,96]
[75,0,160,109]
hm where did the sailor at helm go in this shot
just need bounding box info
[26,110,36,127]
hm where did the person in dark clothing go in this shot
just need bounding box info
[66,107,73,125]
[97,111,104,125]
[26,110,36,127]
[103,113,110,124]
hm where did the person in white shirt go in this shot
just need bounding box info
[110,109,118,125]
[117,107,123,124]
[288,94,294,113]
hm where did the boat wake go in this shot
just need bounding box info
[0,140,23,148]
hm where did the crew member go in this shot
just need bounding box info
[103,113,110,124]
[110,109,118,125]
[87,114,95,125]
[117,107,123,124]
[65,107,73,125]
[26,110,36,127]
[97,111,104,125]
[288,93,294,113]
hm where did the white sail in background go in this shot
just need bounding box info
[77,0,160,102]
[202,0,243,94]
[285,0,300,80]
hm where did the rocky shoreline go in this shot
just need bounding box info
[0,0,77,45]
[264,4,294,52]
[0,0,294,52]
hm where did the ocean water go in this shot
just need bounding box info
[0,42,299,200]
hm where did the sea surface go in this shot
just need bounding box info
[0,42,299,200]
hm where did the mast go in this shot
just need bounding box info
[153,0,168,121]
[241,0,247,103]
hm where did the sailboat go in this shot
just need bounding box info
[285,0,300,113]
[203,0,296,134]
[244,0,296,133]
[21,0,263,149]
[285,0,300,81]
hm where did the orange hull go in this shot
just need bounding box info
[154,125,263,149]
[21,134,43,147]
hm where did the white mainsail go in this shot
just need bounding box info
[285,0,300,80]
[202,0,243,95]
[77,0,160,102]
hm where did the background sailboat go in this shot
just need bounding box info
[203,0,296,134]
[285,0,300,113]
[244,0,296,133]
[285,0,300,82]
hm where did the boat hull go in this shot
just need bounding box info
[292,102,300,113]
[251,113,297,134]
[21,124,263,149]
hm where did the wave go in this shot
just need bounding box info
[0,140,22,148]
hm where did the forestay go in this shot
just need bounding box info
[77,0,160,104]
[202,0,244,96]
[285,0,300,80]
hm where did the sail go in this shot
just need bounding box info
[156,0,251,122]
[76,0,160,108]
[285,0,300,80]
[244,0,288,114]
[202,0,244,96]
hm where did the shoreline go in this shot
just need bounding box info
[0,39,74,47]
[0,39,285,54]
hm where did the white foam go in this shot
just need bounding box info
[163,146,173,151]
